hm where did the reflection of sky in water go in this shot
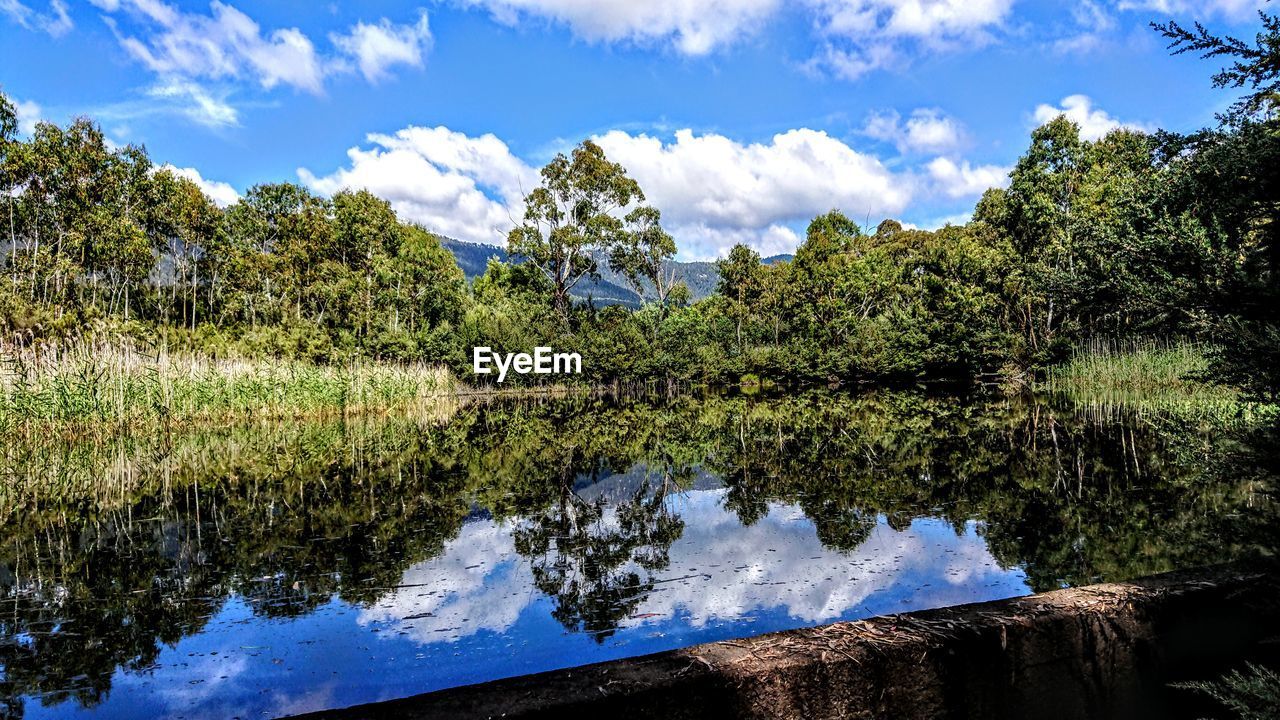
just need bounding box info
[27,490,1029,720]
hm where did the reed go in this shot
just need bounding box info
[0,337,459,432]
[1043,338,1260,422]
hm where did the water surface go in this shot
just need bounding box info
[1,391,1275,719]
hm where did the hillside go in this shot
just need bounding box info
[438,237,723,304]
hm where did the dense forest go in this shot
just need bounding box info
[0,12,1276,399]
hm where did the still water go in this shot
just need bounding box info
[1,391,1275,719]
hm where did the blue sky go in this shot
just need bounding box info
[0,0,1268,259]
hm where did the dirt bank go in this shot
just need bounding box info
[292,564,1280,720]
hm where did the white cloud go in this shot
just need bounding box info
[1,0,72,37]
[162,164,240,207]
[302,124,912,260]
[86,1,434,125]
[146,79,238,127]
[675,223,802,259]
[813,0,1016,39]
[1032,94,1148,141]
[358,520,535,642]
[458,0,780,55]
[93,0,328,94]
[593,128,912,258]
[1114,0,1266,21]
[13,98,42,136]
[807,0,1016,79]
[331,12,432,84]
[863,108,965,154]
[1050,1,1115,56]
[926,157,1010,198]
[298,125,538,244]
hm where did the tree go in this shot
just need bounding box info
[715,243,761,353]
[147,170,221,330]
[1155,8,1280,399]
[1,92,18,290]
[1154,9,1280,120]
[211,183,331,327]
[995,117,1087,362]
[508,140,645,314]
[608,205,685,316]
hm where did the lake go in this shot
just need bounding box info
[1,390,1275,719]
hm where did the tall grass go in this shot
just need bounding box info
[1043,338,1265,423]
[0,338,459,431]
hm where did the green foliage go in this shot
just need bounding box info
[608,204,685,315]
[1176,663,1280,720]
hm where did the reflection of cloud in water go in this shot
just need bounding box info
[360,490,1024,644]
[624,496,1012,626]
[358,521,533,641]
[264,683,340,718]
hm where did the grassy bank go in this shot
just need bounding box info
[0,339,460,431]
[1042,339,1267,422]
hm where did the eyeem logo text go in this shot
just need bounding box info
[472,347,582,383]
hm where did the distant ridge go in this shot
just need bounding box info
[437,237,722,303]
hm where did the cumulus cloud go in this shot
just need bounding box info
[1032,94,1148,141]
[358,520,535,642]
[862,108,965,155]
[926,157,1010,199]
[593,128,912,258]
[303,124,912,260]
[458,0,780,55]
[330,12,432,84]
[298,125,537,244]
[1,0,72,37]
[162,164,240,207]
[674,223,803,259]
[807,0,1016,79]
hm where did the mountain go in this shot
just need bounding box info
[762,253,794,265]
[438,237,722,304]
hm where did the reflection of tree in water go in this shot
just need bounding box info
[706,393,1280,591]
[513,477,685,642]
[803,497,880,551]
[0,518,224,716]
[0,392,1275,716]
[0,417,476,719]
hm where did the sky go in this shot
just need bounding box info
[0,0,1269,260]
